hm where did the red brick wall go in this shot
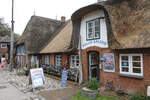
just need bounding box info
[50,54,54,65]
[81,47,150,92]
[41,55,44,64]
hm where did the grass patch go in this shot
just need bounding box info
[71,92,117,100]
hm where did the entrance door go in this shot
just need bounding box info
[88,51,100,81]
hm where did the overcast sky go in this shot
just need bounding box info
[0,0,97,35]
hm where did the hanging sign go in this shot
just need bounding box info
[30,68,45,88]
[103,53,115,72]
[100,57,106,61]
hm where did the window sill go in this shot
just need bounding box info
[119,73,144,79]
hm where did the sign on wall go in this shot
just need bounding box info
[103,53,115,72]
[30,68,45,88]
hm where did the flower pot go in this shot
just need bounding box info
[81,87,98,99]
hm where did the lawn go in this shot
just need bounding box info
[71,92,117,100]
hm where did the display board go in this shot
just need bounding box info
[103,53,115,72]
[30,68,45,88]
[61,69,68,87]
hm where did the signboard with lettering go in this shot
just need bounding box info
[30,68,45,88]
[61,69,68,87]
[103,53,115,72]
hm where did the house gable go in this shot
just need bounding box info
[80,10,108,49]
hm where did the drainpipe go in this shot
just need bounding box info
[79,33,83,84]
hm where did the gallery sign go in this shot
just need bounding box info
[30,68,45,88]
[103,53,115,72]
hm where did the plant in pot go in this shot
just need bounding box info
[81,78,100,99]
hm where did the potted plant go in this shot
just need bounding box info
[81,78,99,99]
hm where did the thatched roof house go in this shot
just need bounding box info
[40,20,73,53]
[71,0,150,49]
[16,16,65,54]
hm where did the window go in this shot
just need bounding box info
[44,55,50,65]
[70,55,79,68]
[120,54,143,76]
[55,55,62,66]
[1,44,7,48]
[86,18,100,40]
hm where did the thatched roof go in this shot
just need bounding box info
[71,0,150,49]
[16,16,64,54]
[0,35,10,43]
[40,20,73,53]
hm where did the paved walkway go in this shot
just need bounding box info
[0,70,31,100]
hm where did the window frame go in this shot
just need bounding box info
[55,55,62,66]
[1,44,7,48]
[86,18,101,40]
[69,55,79,69]
[119,54,143,76]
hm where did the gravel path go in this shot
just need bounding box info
[0,69,71,100]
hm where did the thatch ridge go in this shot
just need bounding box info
[40,20,73,53]
[16,15,64,54]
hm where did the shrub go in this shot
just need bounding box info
[85,78,99,90]
[130,93,149,100]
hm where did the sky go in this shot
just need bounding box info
[0,0,97,35]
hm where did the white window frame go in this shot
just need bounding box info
[119,54,143,76]
[44,55,50,65]
[69,55,79,69]
[55,55,62,66]
[86,18,100,40]
[1,44,7,48]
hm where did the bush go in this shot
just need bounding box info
[130,93,149,100]
[85,78,99,90]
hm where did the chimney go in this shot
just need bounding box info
[61,16,66,22]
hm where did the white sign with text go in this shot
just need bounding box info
[30,68,45,88]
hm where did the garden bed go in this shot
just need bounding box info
[71,92,117,100]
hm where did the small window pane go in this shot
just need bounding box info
[88,28,92,32]
[95,27,99,32]
[121,62,129,66]
[95,19,99,26]
[95,32,100,38]
[133,68,141,73]
[121,56,128,61]
[132,56,141,61]
[122,67,129,72]
[88,32,93,39]
[88,22,92,28]
[133,62,141,67]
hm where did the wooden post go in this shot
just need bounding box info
[79,34,83,84]
[10,0,15,71]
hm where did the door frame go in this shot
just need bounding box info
[87,51,100,81]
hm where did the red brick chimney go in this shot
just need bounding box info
[61,16,66,22]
